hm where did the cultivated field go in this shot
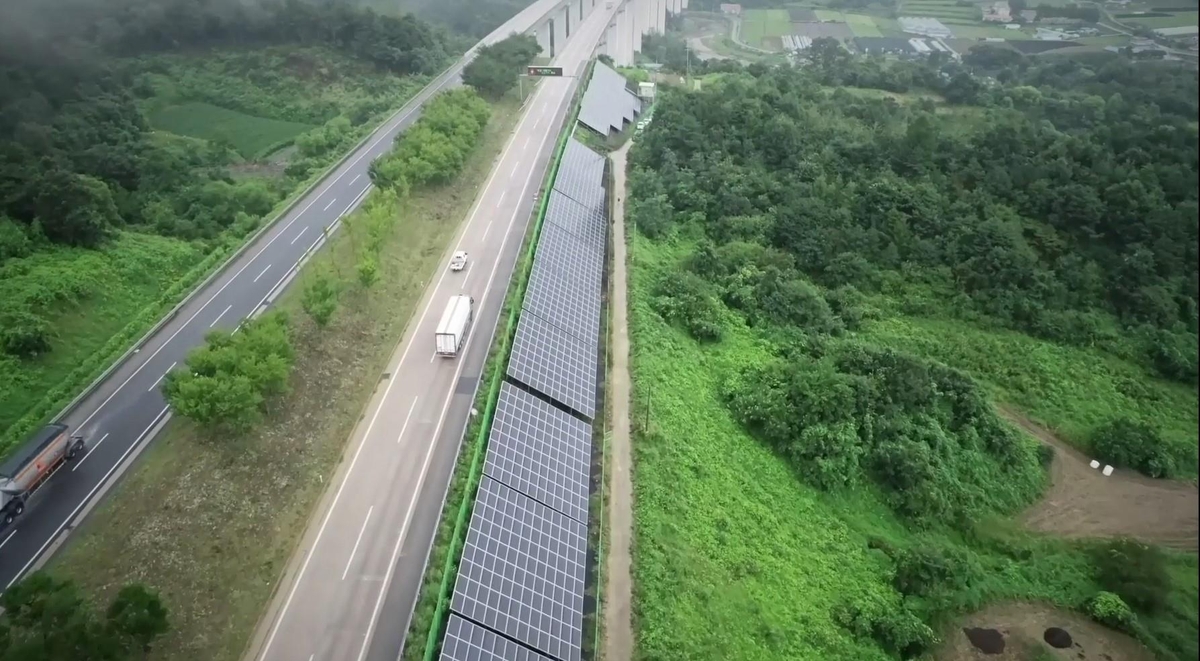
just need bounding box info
[1121,10,1199,27]
[740,8,794,46]
[901,0,982,22]
[148,102,316,158]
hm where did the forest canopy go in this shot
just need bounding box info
[628,41,1198,661]
[637,41,1198,389]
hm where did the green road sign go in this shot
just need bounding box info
[526,66,564,77]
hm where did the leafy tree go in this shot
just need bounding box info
[356,253,379,288]
[163,312,294,434]
[106,584,169,656]
[462,35,540,99]
[34,172,120,247]
[301,271,340,327]
[0,572,169,661]
[370,88,490,188]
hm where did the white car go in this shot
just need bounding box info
[449,251,468,272]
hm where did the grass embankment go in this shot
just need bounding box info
[627,237,1199,661]
[48,94,526,661]
[0,234,200,432]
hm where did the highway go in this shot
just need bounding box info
[246,6,616,661]
[0,0,585,598]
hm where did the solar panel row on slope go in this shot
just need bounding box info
[442,137,608,661]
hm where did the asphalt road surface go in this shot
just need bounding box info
[247,7,617,661]
[0,0,587,596]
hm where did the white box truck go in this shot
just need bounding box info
[435,295,474,357]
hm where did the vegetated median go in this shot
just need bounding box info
[44,86,526,661]
[0,0,457,453]
[625,43,1197,661]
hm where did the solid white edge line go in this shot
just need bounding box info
[6,405,170,590]
[71,432,110,472]
[342,505,375,581]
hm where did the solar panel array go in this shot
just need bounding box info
[507,138,608,420]
[441,615,553,661]
[442,137,607,661]
[577,62,642,136]
[449,477,588,661]
[484,383,592,524]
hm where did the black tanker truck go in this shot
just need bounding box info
[0,424,86,528]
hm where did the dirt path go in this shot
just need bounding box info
[999,406,1199,551]
[603,142,634,661]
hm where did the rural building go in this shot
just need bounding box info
[1019,9,1038,21]
[899,17,953,39]
[855,37,916,54]
[1036,27,1073,40]
[782,34,814,51]
[719,3,742,15]
[984,1,1012,22]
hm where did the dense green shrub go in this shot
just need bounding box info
[1090,538,1172,613]
[1090,417,1176,478]
[1087,591,1136,632]
[651,272,724,341]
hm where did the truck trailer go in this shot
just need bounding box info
[435,295,474,357]
[1,424,86,528]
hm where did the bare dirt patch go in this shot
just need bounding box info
[999,406,1199,552]
[937,602,1155,661]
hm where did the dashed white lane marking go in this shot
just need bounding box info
[341,506,375,581]
[397,399,418,444]
[148,362,177,392]
[72,432,110,472]
[210,304,232,328]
